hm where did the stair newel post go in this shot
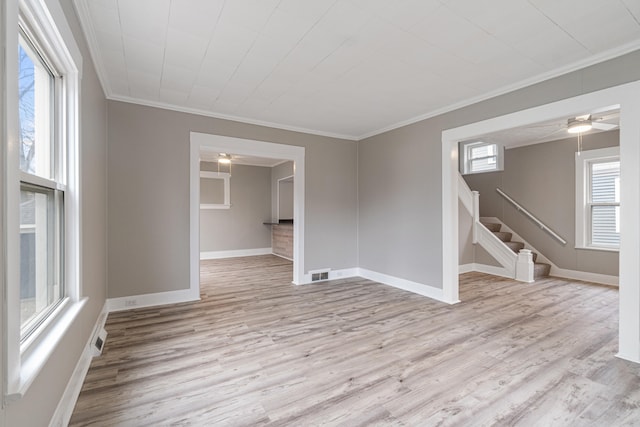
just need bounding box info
[472,191,479,244]
[515,249,534,283]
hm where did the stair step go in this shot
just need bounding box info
[481,222,501,232]
[493,231,512,242]
[504,241,524,252]
[534,263,551,279]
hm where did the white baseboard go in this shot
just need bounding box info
[49,301,109,427]
[273,252,294,261]
[358,268,449,303]
[299,267,359,284]
[460,262,617,286]
[463,263,514,279]
[550,267,619,286]
[200,247,272,260]
[299,267,455,305]
[107,288,200,312]
[458,263,475,274]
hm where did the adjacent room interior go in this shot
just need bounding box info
[3,0,640,425]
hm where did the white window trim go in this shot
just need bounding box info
[575,146,620,252]
[460,141,504,175]
[4,0,84,400]
[199,171,230,209]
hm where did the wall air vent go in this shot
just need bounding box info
[310,269,330,282]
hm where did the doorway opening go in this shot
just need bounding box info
[190,132,305,295]
[442,81,640,363]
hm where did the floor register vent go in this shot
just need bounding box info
[311,270,330,282]
[92,328,108,357]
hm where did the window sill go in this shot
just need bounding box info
[575,246,619,253]
[461,168,503,176]
[200,204,231,210]
[6,297,87,401]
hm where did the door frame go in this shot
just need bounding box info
[442,81,640,363]
[190,132,305,288]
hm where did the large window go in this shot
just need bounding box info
[5,0,82,398]
[18,30,65,341]
[576,147,620,250]
[460,141,504,174]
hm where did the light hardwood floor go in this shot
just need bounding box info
[70,255,640,426]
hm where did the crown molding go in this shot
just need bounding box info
[72,0,640,143]
[357,41,640,140]
[107,94,358,141]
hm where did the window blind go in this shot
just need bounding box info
[591,161,620,247]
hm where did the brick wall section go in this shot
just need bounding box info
[272,224,293,259]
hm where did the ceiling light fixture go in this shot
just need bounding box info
[567,117,592,134]
[218,153,231,164]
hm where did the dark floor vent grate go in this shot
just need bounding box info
[311,271,329,281]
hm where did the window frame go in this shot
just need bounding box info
[575,146,620,252]
[199,171,231,209]
[4,0,84,400]
[17,23,67,342]
[460,140,504,175]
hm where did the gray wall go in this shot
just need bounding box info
[200,162,271,252]
[464,131,619,276]
[107,103,358,298]
[278,179,294,219]
[271,161,294,221]
[358,51,640,288]
[4,0,108,425]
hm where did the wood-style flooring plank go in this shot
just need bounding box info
[69,256,640,426]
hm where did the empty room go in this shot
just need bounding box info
[3,0,640,425]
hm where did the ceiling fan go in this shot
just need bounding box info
[567,113,618,134]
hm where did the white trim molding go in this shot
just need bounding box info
[199,171,230,209]
[443,80,640,364]
[107,288,200,313]
[301,268,359,284]
[190,133,306,289]
[550,267,619,287]
[358,268,457,304]
[200,248,272,260]
[458,264,475,274]
[5,0,85,398]
[462,263,513,279]
[575,146,620,251]
[359,40,640,140]
[49,302,108,427]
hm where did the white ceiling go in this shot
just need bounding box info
[75,0,640,140]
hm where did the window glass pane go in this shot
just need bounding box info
[470,144,496,159]
[20,184,63,337]
[591,205,620,247]
[591,161,620,203]
[19,38,53,179]
[471,157,498,172]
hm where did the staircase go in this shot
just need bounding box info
[458,173,555,282]
[480,220,551,279]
